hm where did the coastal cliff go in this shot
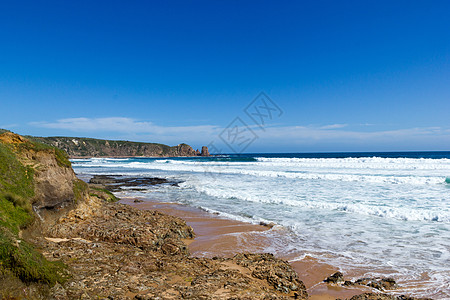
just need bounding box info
[0,131,86,293]
[29,136,210,158]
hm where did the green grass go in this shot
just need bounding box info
[0,230,67,284]
[0,194,33,235]
[90,187,119,202]
[0,138,68,286]
[73,179,89,204]
[0,143,35,200]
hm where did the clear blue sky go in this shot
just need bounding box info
[1,0,449,152]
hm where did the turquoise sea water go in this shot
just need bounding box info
[72,152,450,299]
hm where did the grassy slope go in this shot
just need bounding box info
[0,138,67,286]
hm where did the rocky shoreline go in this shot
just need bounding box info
[36,189,309,299]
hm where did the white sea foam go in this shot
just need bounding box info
[255,156,450,168]
[188,184,450,223]
[72,158,449,185]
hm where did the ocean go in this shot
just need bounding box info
[71,152,450,299]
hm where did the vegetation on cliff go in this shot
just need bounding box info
[88,186,119,203]
[0,132,80,294]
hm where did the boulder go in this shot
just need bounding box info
[324,271,344,284]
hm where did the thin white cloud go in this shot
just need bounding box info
[31,117,220,136]
[319,124,348,130]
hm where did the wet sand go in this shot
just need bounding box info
[121,198,369,299]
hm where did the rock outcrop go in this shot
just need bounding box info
[48,198,194,255]
[343,293,433,300]
[233,253,308,298]
[41,195,308,299]
[325,272,398,292]
[176,143,197,156]
[29,136,211,158]
[201,145,210,156]
[327,272,432,300]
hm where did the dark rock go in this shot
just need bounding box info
[88,175,173,192]
[347,293,433,300]
[233,253,308,299]
[397,296,433,300]
[380,277,397,290]
[89,176,117,184]
[259,221,276,228]
[324,271,344,284]
[354,277,398,291]
[349,292,397,300]
[355,278,372,286]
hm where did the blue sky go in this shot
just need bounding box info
[1,0,449,153]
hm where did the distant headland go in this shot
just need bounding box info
[27,135,210,158]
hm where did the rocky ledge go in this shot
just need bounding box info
[36,193,308,299]
[325,272,432,300]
